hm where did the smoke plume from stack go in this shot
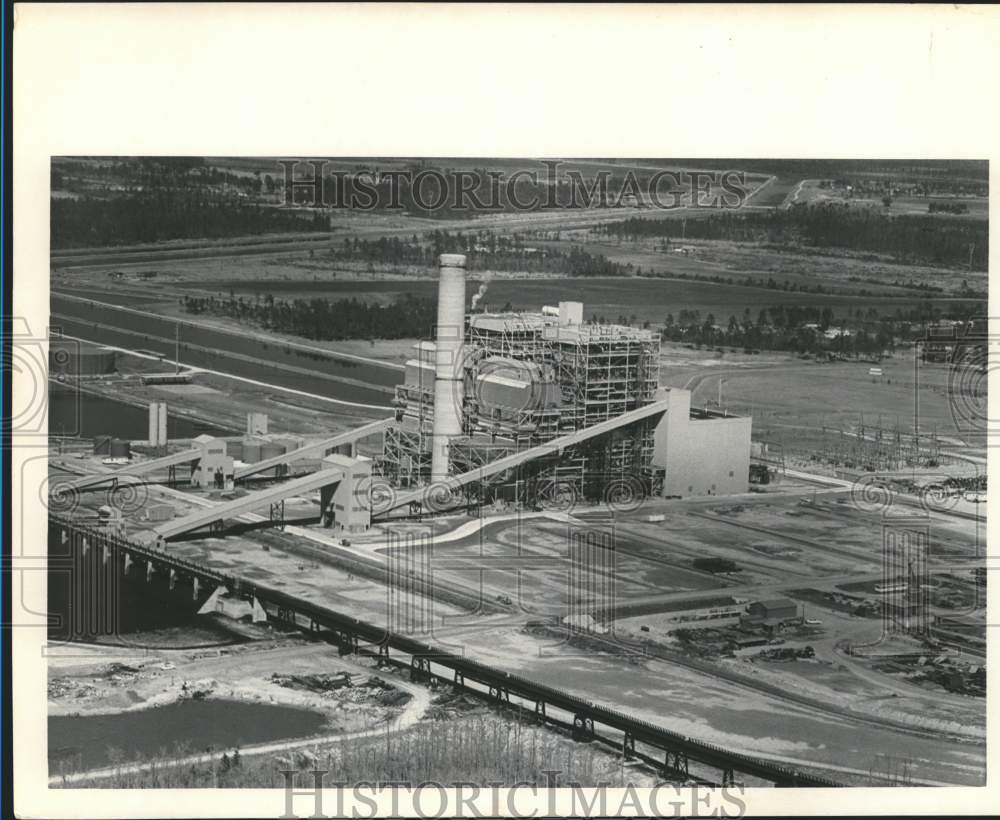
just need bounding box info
[470,278,490,312]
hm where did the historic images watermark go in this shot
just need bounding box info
[841,322,992,651]
[378,506,645,660]
[7,318,80,443]
[936,319,995,448]
[280,773,747,819]
[277,160,751,213]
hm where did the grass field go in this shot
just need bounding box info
[697,356,975,454]
[54,217,986,326]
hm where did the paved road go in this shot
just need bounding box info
[51,293,397,406]
[51,199,751,271]
[58,331,393,413]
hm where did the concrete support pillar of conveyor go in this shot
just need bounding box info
[192,576,200,600]
[169,569,177,590]
[123,552,132,574]
[623,732,635,760]
[146,561,153,583]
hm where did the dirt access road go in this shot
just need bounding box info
[50,644,432,785]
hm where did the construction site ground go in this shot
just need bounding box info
[46,236,986,787]
[50,447,986,785]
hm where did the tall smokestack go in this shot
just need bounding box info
[431,253,467,482]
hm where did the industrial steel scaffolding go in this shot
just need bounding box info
[382,312,661,506]
[381,423,431,489]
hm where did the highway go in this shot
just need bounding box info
[51,292,398,406]
[49,194,778,272]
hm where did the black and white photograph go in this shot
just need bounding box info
[9,5,1000,818]
[41,155,987,792]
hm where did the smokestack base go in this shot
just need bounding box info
[439,253,467,268]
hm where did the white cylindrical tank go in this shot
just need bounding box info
[431,253,467,481]
[157,402,167,447]
[148,401,167,447]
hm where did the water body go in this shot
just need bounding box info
[46,526,329,775]
[49,699,329,772]
[47,520,234,643]
[49,383,231,439]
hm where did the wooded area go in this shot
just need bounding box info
[51,193,328,248]
[604,205,987,270]
[326,232,629,278]
[181,292,437,341]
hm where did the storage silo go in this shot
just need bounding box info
[148,402,167,447]
[273,436,303,453]
[259,441,287,462]
[109,439,132,459]
[242,440,262,463]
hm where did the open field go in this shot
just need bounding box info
[52,220,986,338]
[789,179,989,220]
[693,356,977,455]
[574,237,987,297]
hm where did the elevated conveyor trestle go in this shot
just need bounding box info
[234,417,393,480]
[154,465,346,540]
[62,448,203,492]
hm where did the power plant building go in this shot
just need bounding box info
[379,254,752,507]
[653,388,752,497]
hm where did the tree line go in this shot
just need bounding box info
[660,300,978,358]
[928,201,970,215]
[603,204,987,270]
[330,231,629,277]
[51,192,328,248]
[181,292,437,341]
